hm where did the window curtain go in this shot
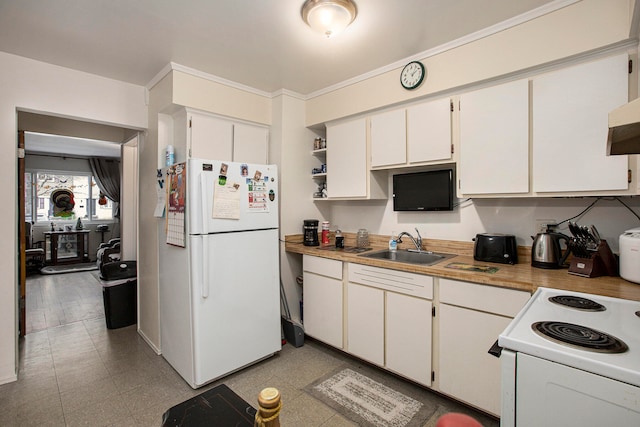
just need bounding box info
[89,158,120,218]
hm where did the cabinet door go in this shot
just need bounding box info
[326,118,367,198]
[189,111,233,161]
[233,123,269,164]
[407,98,452,164]
[303,271,343,349]
[438,303,511,416]
[459,79,529,194]
[532,54,628,192]
[370,109,406,167]
[347,283,384,366]
[386,292,432,386]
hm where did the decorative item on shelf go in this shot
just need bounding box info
[75,217,83,230]
[312,165,326,175]
[314,181,328,198]
[313,137,327,150]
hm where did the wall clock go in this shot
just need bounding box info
[400,61,425,90]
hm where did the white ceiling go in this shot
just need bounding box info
[0,0,558,95]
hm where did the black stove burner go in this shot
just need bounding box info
[532,321,628,353]
[548,295,606,312]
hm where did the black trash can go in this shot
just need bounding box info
[100,261,137,329]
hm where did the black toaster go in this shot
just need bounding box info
[473,233,518,265]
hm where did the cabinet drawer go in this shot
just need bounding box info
[303,255,342,279]
[439,278,529,317]
[348,263,433,299]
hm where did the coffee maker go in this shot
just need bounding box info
[303,219,319,246]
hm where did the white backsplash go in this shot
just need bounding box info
[324,196,640,254]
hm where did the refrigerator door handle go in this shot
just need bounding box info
[201,236,209,298]
[200,172,209,235]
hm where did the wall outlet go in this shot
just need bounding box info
[535,219,556,234]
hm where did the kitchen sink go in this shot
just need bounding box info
[358,249,455,266]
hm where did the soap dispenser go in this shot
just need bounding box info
[389,231,397,252]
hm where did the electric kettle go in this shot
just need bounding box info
[531,230,571,269]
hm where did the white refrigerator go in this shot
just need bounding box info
[159,158,281,389]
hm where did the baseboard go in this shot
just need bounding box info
[137,328,161,355]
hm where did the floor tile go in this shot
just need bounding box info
[15,270,499,427]
[16,393,65,427]
[63,393,132,427]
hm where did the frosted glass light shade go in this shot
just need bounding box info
[302,0,357,38]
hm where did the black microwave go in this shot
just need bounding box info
[392,169,454,212]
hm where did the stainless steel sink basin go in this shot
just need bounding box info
[358,249,455,266]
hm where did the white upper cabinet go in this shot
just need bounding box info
[233,123,269,165]
[532,54,628,193]
[407,98,452,164]
[326,117,386,199]
[173,108,269,165]
[327,118,367,198]
[459,79,529,195]
[185,110,234,161]
[370,98,453,169]
[370,109,407,168]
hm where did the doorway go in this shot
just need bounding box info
[17,111,140,336]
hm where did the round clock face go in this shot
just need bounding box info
[400,61,425,90]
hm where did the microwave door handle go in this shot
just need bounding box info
[200,172,209,235]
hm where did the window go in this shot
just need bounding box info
[25,171,114,223]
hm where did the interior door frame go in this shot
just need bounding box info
[18,130,26,337]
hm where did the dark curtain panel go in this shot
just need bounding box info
[89,158,120,217]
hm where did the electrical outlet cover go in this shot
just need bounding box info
[535,219,556,233]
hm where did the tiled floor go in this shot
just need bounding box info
[1,270,500,426]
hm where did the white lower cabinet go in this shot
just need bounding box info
[437,278,530,416]
[347,283,384,365]
[303,255,343,349]
[386,292,432,386]
[348,263,433,386]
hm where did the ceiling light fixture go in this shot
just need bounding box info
[301,0,357,38]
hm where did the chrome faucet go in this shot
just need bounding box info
[396,228,423,252]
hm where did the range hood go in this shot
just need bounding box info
[608,97,640,155]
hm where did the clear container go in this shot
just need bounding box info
[356,229,369,248]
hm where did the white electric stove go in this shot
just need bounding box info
[498,287,640,427]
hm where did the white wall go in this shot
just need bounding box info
[0,51,147,385]
[326,173,640,254]
[271,93,325,322]
[306,0,630,125]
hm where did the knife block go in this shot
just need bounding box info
[568,239,618,278]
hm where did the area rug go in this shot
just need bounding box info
[305,366,438,427]
[40,263,98,275]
